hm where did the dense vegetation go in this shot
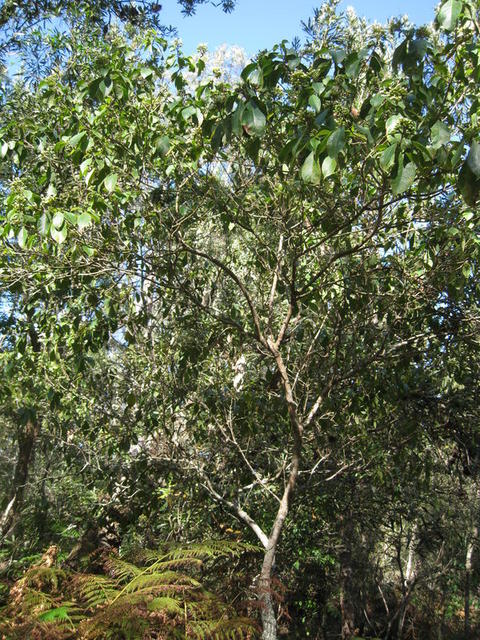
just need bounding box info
[1,0,480,638]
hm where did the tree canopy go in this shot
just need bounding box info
[1,0,480,639]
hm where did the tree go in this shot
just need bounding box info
[1,1,480,638]
[0,0,236,57]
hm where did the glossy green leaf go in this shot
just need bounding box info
[458,161,480,206]
[301,151,321,185]
[386,115,402,139]
[67,131,87,148]
[241,100,266,137]
[52,212,64,229]
[327,127,345,159]
[466,141,480,178]
[437,0,462,30]
[51,224,67,244]
[77,212,92,229]
[37,213,49,235]
[380,143,397,171]
[104,173,118,193]
[17,226,27,248]
[155,135,170,156]
[308,95,322,113]
[430,121,450,149]
[392,160,416,195]
[322,156,336,178]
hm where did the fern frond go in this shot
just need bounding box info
[125,571,201,593]
[74,574,119,608]
[138,553,204,571]
[104,556,142,581]
[19,586,56,613]
[189,617,259,640]
[147,595,184,615]
[155,540,259,563]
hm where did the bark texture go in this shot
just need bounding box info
[0,420,38,541]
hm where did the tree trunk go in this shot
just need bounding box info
[260,547,278,640]
[340,579,355,640]
[0,419,38,540]
[397,526,416,640]
[339,515,355,640]
[256,340,304,640]
[465,524,477,638]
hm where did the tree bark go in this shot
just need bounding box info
[464,523,477,638]
[259,546,278,640]
[339,515,355,640]
[0,419,38,541]
[397,529,416,640]
[256,339,304,640]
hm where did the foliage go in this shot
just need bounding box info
[0,0,480,638]
[0,542,258,639]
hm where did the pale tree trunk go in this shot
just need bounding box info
[258,339,303,640]
[464,523,478,638]
[0,419,38,541]
[397,526,416,640]
[259,546,278,640]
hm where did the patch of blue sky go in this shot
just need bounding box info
[159,0,437,56]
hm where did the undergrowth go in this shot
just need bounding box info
[0,540,259,639]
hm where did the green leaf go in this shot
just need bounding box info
[466,141,480,178]
[430,121,451,149]
[231,103,245,136]
[437,0,462,30]
[38,606,70,622]
[80,158,92,175]
[99,76,113,97]
[371,94,385,108]
[380,143,397,171]
[104,173,118,193]
[52,211,64,229]
[301,151,321,185]
[322,156,336,178]
[458,161,480,206]
[308,95,322,113]
[392,160,416,195]
[140,66,154,79]
[51,224,67,244]
[240,62,258,82]
[85,168,95,186]
[241,100,266,137]
[17,226,27,249]
[392,38,408,70]
[77,212,92,229]
[386,115,402,139]
[327,127,345,159]
[52,212,64,229]
[67,131,87,148]
[247,67,263,86]
[155,135,170,156]
[46,183,57,199]
[181,105,197,121]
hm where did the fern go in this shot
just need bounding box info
[0,540,260,639]
[74,573,119,608]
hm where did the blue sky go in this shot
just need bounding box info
[161,0,437,55]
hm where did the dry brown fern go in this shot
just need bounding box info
[0,541,259,639]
